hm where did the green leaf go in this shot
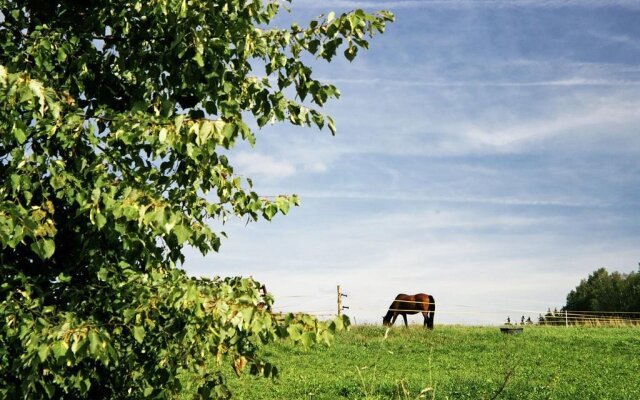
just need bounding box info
[132,325,145,344]
[197,121,213,145]
[37,344,50,362]
[57,47,67,62]
[30,239,55,260]
[41,381,55,398]
[13,125,27,144]
[123,309,136,324]
[97,268,108,281]
[263,204,278,220]
[51,341,69,359]
[275,197,290,215]
[42,239,55,258]
[95,213,107,229]
[10,174,20,191]
[88,331,101,355]
[172,223,191,244]
[344,45,358,61]
[71,335,87,354]
[301,331,316,347]
[194,52,205,67]
[286,324,302,341]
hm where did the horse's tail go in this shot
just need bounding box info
[427,295,436,329]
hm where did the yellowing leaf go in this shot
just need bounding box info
[158,127,168,143]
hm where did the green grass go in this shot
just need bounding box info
[201,325,640,399]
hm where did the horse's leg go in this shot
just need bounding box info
[423,312,428,328]
[402,313,408,327]
[391,313,398,326]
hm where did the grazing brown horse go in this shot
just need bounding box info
[383,293,435,329]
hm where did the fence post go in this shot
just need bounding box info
[337,285,342,317]
[337,285,349,316]
[565,309,568,327]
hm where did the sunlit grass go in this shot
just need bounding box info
[186,324,640,399]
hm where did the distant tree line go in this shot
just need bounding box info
[541,266,640,325]
[566,267,640,312]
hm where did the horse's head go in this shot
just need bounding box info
[382,315,392,326]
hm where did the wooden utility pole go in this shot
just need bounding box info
[337,285,348,316]
[337,285,342,316]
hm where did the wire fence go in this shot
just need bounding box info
[265,291,640,327]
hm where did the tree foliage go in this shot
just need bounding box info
[0,1,393,398]
[565,267,640,313]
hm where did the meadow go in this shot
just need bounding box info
[219,325,640,400]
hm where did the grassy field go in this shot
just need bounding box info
[219,325,640,399]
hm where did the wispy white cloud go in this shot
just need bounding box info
[310,71,640,157]
[325,77,640,87]
[303,161,329,172]
[318,57,640,88]
[461,99,640,150]
[587,30,640,50]
[234,152,296,180]
[233,151,332,182]
[251,89,640,165]
[297,190,612,208]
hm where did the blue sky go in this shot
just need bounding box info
[185,0,640,325]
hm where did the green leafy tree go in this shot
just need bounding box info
[0,1,393,398]
[564,267,640,321]
[624,268,640,311]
